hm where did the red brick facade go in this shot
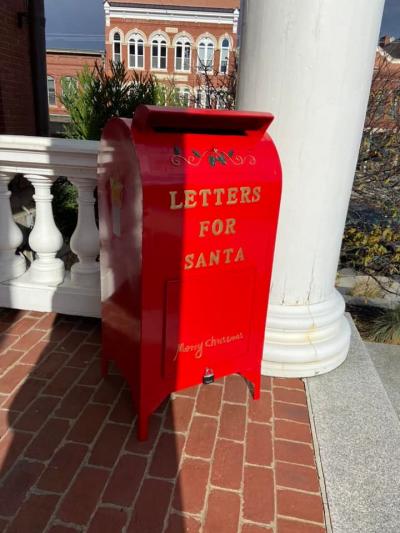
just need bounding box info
[0,1,36,135]
[104,0,240,103]
[46,50,104,116]
[370,47,400,130]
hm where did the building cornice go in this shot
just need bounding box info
[107,4,238,26]
[376,46,400,64]
[47,48,104,57]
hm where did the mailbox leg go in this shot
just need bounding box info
[242,370,261,400]
[137,413,149,441]
[101,355,109,378]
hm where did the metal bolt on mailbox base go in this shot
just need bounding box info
[98,105,282,440]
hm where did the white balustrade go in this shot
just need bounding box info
[69,177,100,288]
[0,172,26,282]
[25,174,64,286]
[0,135,101,317]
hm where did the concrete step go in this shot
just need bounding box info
[306,315,400,533]
[366,341,400,420]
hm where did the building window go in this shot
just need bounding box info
[197,38,214,72]
[61,76,77,98]
[151,35,167,70]
[113,32,121,63]
[390,90,400,118]
[179,87,191,107]
[128,34,144,69]
[195,88,212,108]
[215,90,228,109]
[220,38,230,74]
[175,39,191,72]
[47,76,56,106]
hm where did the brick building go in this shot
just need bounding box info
[104,0,240,105]
[0,0,48,135]
[371,39,400,130]
[46,49,104,135]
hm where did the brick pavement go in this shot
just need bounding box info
[0,308,326,532]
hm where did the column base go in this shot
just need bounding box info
[29,258,65,286]
[262,290,351,377]
[71,262,100,288]
[0,254,26,283]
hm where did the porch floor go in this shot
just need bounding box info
[0,309,326,533]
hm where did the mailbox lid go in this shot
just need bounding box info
[132,105,274,137]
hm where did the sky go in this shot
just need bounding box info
[44,0,400,52]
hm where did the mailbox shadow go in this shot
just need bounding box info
[0,310,191,531]
[0,310,100,523]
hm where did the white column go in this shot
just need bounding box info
[237,0,385,377]
[69,178,100,288]
[25,174,65,286]
[0,173,26,282]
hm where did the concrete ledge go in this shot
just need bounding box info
[306,315,400,533]
[367,342,400,419]
[0,272,100,317]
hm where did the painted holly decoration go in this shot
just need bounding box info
[171,146,256,167]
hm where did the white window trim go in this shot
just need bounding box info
[219,38,230,74]
[178,86,192,107]
[195,88,212,109]
[61,76,77,98]
[151,35,168,71]
[175,38,191,72]
[128,34,145,70]
[197,38,215,73]
[47,76,56,106]
[113,32,122,63]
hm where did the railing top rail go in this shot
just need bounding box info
[0,135,100,180]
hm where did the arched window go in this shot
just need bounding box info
[197,38,214,72]
[128,34,144,69]
[61,76,77,98]
[195,88,212,109]
[113,32,121,63]
[151,35,167,70]
[178,87,191,107]
[47,76,56,106]
[175,39,191,72]
[195,89,204,108]
[220,38,230,74]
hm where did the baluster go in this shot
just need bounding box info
[69,178,100,288]
[25,174,65,285]
[0,173,26,282]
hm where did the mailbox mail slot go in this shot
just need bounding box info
[98,105,282,440]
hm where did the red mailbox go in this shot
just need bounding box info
[98,105,281,440]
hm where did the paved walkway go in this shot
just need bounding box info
[0,308,326,532]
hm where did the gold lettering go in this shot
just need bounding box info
[184,253,194,270]
[252,186,261,203]
[240,186,252,204]
[213,188,225,206]
[227,187,238,205]
[169,191,183,210]
[225,218,236,235]
[199,188,212,207]
[211,219,224,236]
[234,247,245,262]
[199,220,210,238]
[184,190,197,208]
[223,248,234,263]
[209,250,220,266]
[195,252,207,269]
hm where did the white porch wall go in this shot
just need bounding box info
[237,0,385,376]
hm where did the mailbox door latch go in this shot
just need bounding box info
[203,368,215,385]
